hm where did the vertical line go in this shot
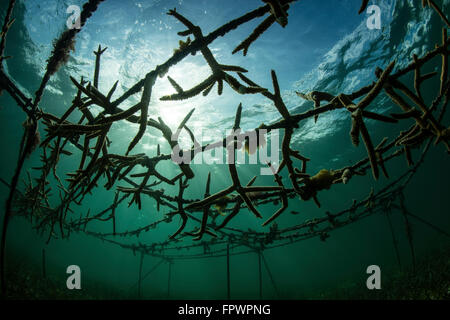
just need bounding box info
[138,252,144,299]
[402,212,416,273]
[42,248,46,279]
[94,50,101,89]
[167,260,172,299]
[385,211,401,268]
[261,253,280,298]
[406,211,450,238]
[400,197,416,273]
[1,128,27,294]
[258,250,262,300]
[226,243,230,300]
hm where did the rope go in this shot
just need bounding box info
[406,211,450,239]
[128,258,165,293]
[261,253,279,298]
[226,243,230,300]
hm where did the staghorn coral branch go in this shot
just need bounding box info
[262,170,288,226]
[0,0,15,66]
[157,109,196,179]
[96,102,142,124]
[126,73,156,155]
[160,74,216,101]
[296,91,334,123]
[167,76,183,94]
[426,0,450,27]
[215,177,258,231]
[384,86,428,129]
[375,137,390,179]
[233,14,276,56]
[356,110,379,180]
[356,60,396,111]
[262,0,289,27]
[233,103,243,131]
[440,28,448,96]
[0,0,449,274]
[412,54,423,101]
[33,0,106,111]
[358,0,370,14]
[184,172,217,241]
[0,70,33,116]
[110,3,274,106]
[362,110,398,123]
[93,45,107,89]
[350,108,361,146]
[388,77,443,138]
[0,125,27,293]
[69,76,110,110]
[339,94,379,180]
[168,177,189,239]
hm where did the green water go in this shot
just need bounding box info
[0,0,449,299]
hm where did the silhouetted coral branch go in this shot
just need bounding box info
[0,1,449,287]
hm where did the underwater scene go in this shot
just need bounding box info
[0,0,449,302]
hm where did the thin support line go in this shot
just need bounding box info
[138,252,144,299]
[258,250,262,300]
[261,252,280,298]
[385,211,401,268]
[167,260,172,299]
[406,212,450,238]
[42,248,46,279]
[226,243,230,300]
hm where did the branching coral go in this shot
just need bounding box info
[0,0,449,295]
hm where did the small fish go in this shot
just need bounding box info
[290,210,300,215]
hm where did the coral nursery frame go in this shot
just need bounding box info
[0,0,449,296]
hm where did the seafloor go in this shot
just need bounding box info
[2,245,449,300]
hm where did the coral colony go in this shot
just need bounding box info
[0,0,449,296]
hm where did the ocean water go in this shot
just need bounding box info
[0,0,449,299]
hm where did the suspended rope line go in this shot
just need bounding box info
[261,252,280,299]
[385,210,402,268]
[128,258,165,292]
[399,194,416,273]
[226,243,230,300]
[42,248,46,279]
[405,211,450,239]
[167,259,172,299]
[138,252,144,298]
[0,0,449,297]
[258,250,262,300]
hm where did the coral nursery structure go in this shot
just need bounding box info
[0,0,449,298]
